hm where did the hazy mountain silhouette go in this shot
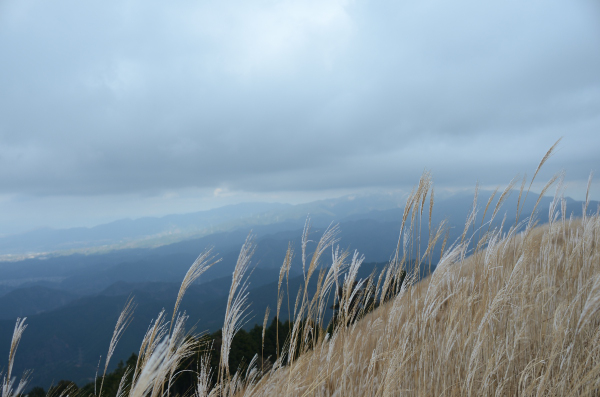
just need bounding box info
[0,286,77,319]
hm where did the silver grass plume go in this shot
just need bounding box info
[195,351,214,397]
[129,339,171,397]
[115,367,132,397]
[517,137,561,223]
[133,309,169,386]
[172,248,221,331]
[220,234,255,383]
[1,318,29,397]
[100,297,135,397]
[261,306,270,372]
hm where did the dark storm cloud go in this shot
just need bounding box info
[0,0,599,198]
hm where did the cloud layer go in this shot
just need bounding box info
[0,0,598,230]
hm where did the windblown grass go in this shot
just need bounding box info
[6,141,600,396]
[242,205,600,396]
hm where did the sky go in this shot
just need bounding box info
[0,0,599,234]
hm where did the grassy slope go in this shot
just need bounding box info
[243,216,600,396]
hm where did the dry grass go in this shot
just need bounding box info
[1,318,29,397]
[241,214,600,396]
[6,142,600,396]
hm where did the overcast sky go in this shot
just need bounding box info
[0,0,599,234]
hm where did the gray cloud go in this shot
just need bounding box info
[0,0,599,229]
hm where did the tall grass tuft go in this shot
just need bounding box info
[99,297,135,397]
[1,318,29,397]
[219,234,256,386]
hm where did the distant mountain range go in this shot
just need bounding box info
[0,194,403,258]
[0,190,596,389]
